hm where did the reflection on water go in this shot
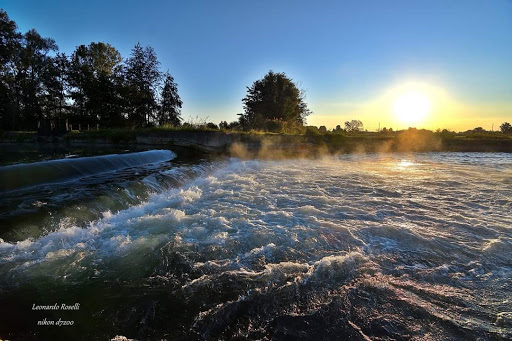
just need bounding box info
[0,152,511,340]
[396,159,416,169]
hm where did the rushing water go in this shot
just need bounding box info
[0,151,511,340]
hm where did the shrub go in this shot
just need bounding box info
[219,121,229,130]
[263,119,285,133]
[206,122,219,130]
[305,126,323,144]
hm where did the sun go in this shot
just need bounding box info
[393,91,431,124]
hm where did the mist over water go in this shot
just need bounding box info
[0,152,511,340]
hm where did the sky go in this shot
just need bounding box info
[3,0,512,131]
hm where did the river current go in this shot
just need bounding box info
[0,151,511,340]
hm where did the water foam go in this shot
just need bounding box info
[1,153,511,339]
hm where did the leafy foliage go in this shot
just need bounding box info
[500,122,511,134]
[68,42,124,126]
[344,120,363,132]
[0,10,182,131]
[239,71,311,131]
[158,72,182,126]
[124,43,162,127]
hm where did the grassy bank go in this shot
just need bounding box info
[1,128,512,154]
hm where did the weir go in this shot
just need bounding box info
[0,149,176,192]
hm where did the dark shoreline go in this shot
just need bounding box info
[1,130,512,158]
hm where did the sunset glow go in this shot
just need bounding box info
[393,91,431,125]
[1,2,512,339]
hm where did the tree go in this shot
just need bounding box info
[125,43,162,127]
[219,121,229,130]
[68,42,123,127]
[0,9,178,131]
[68,45,90,119]
[344,120,363,132]
[471,127,485,134]
[157,71,182,126]
[0,9,22,130]
[17,29,58,129]
[239,70,311,130]
[87,42,123,76]
[500,122,512,134]
[227,121,241,130]
[0,10,20,67]
[206,122,218,130]
[40,52,69,120]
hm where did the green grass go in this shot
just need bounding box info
[3,127,511,145]
[452,133,512,140]
[66,128,137,143]
[148,124,218,132]
[0,130,37,142]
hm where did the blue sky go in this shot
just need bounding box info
[3,0,512,129]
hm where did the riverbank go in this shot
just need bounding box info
[1,129,512,156]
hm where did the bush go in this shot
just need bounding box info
[206,122,219,130]
[305,126,319,133]
[325,133,346,148]
[438,129,456,139]
[282,121,306,134]
[305,126,323,144]
[263,119,285,133]
[227,121,242,131]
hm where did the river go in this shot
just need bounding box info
[0,149,511,340]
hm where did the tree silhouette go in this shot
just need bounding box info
[40,52,69,120]
[0,10,187,131]
[344,120,363,132]
[0,9,22,130]
[500,122,512,134]
[125,43,162,127]
[158,72,182,126]
[219,121,229,130]
[68,42,123,126]
[19,29,58,128]
[239,70,311,130]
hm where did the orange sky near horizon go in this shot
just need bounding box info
[308,81,512,132]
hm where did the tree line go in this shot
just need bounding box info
[3,9,508,136]
[0,9,312,133]
[0,9,182,131]
[0,9,314,133]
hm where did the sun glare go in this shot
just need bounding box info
[393,91,431,124]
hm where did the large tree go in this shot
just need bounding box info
[15,29,58,129]
[0,9,22,130]
[0,10,20,67]
[68,42,123,127]
[344,120,363,132]
[500,122,512,134]
[239,70,311,130]
[157,71,182,126]
[40,52,69,120]
[124,43,162,127]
